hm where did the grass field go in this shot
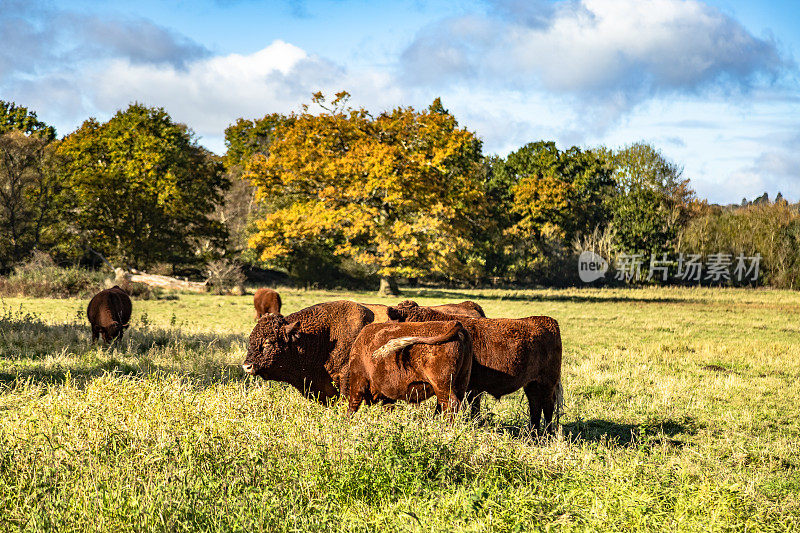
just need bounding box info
[1,287,799,531]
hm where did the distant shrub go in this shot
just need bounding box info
[17,249,58,271]
[682,202,800,289]
[204,259,245,295]
[103,278,171,301]
[0,261,108,298]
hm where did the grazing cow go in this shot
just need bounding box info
[87,286,132,343]
[254,288,281,319]
[362,300,485,323]
[347,321,473,415]
[242,300,374,402]
[388,300,562,434]
[427,301,486,318]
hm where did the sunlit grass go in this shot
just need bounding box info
[1,286,799,531]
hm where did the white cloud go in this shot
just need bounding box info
[83,42,332,146]
[79,41,403,152]
[401,0,788,110]
[0,4,209,80]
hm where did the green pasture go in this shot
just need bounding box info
[0,287,798,531]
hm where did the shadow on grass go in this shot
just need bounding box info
[0,315,249,387]
[562,417,700,447]
[400,288,699,305]
[0,361,248,388]
[481,416,699,447]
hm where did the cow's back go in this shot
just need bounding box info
[361,303,392,323]
[88,286,131,326]
[349,320,473,405]
[428,301,486,318]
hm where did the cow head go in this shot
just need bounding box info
[387,300,425,322]
[242,314,301,379]
[102,321,129,342]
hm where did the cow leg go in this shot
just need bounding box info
[91,327,99,343]
[541,384,558,436]
[524,383,544,433]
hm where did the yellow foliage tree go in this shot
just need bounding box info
[244,92,485,293]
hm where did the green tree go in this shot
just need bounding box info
[245,92,486,293]
[224,114,292,169]
[610,142,695,256]
[0,101,56,141]
[491,141,614,280]
[0,131,66,270]
[58,103,229,269]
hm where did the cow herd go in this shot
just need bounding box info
[87,285,563,434]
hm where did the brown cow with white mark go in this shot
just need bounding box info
[347,320,473,415]
[387,300,562,434]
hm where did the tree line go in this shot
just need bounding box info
[2,94,798,291]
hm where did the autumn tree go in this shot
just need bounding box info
[58,103,229,269]
[492,141,614,280]
[245,92,486,294]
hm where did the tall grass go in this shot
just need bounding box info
[0,287,798,531]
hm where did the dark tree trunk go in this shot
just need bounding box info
[378,276,400,296]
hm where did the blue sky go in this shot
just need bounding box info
[2,0,798,204]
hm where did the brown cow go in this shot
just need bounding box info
[362,300,485,323]
[427,301,486,318]
[242,300,373,402]
[388,300,562,434]
[347,321,473,415]
[254,288,281,319]
[87,285,132,343]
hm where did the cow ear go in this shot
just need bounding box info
[283,321,301,341]
[386,308,403,322]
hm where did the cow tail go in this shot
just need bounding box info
[551,317,563,427]
[371,321,465,360]
[371,336,419,359]
[554,379,564,426]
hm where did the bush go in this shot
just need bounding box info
[204,259,245,295]
[0,260,108,298]
[681,202,800,289]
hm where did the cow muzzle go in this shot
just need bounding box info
[242,363,255,375]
